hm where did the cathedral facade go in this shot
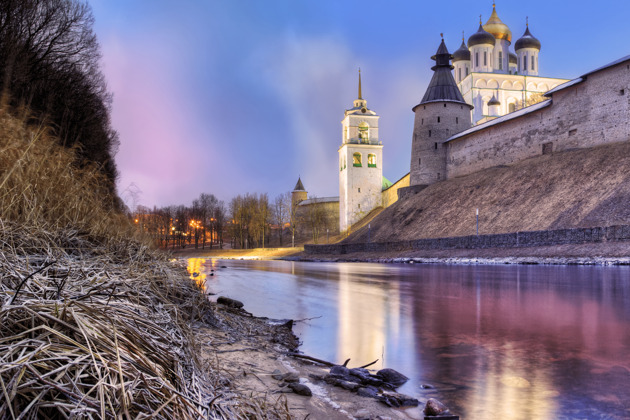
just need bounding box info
[453,4,568,124]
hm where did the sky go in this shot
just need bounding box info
[88,0,630,209]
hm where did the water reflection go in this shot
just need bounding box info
[193,260,630,419]
[187,258,219,290]
[337,264,410,371]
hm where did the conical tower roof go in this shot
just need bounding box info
[418,38,469,106]
[293,177,305,191]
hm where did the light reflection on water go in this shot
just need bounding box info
[189,259,630,419]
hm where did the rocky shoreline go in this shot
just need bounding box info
[206,293,460,419]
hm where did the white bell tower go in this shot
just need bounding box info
[339,70,383,232]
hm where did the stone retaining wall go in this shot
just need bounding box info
[304,225,630,255]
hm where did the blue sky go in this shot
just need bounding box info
[89,0,630,208]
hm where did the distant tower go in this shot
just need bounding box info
[292,177,307,209]
[410,37,473,186]
[515,18,541,76]
[339,70,383,232]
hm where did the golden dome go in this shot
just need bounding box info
[483,5,512,43]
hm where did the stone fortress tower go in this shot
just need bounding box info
[339,70,383,232]
[453,3,568,124]
[291,176,307,209]
[410,37,473,187]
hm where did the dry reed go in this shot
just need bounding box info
[0,109,292,418]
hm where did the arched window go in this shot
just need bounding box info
[368,154,377,168]
[509,103,516,113]
[523,55,527,72]
[353,153,362,167]
[484,51,487,66]
[498,51,503,70]
[531,56,535,70]
[475,52,479,67]
[358,122,369,143]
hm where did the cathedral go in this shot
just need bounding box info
[453,3,568,123]
[295,4,592,234]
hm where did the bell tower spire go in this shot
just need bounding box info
[358,68,362,100]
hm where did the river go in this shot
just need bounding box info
[187,258,630,419]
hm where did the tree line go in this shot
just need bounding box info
[133,190,337,249]
[0,0,119,197]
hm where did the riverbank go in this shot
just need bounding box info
[201,293,424,419]
[173,241,630,265]
[294,241,630,265]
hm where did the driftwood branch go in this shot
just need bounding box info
[358,359,379,369]
[285,352,336,367]
[286,353,379,370]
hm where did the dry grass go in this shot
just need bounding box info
[347,141,630,244]
[0,110,293,418]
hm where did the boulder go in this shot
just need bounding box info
[376,368,409,388]
[288,383,312,396]
[217,296,244,308]
[424,398,450,416]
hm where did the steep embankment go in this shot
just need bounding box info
[346,141,630,244]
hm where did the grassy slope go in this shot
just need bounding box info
[345,141,630,244]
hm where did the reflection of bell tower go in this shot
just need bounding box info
[339,70,383,232]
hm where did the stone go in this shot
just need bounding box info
[378,392,419,408]
[217,296,244,308]
[281,372,299,383]
[338,380,360,392]
[330,365,350,377]
[424,398,450,416]
[288,383,312,396]
[354,409,371,419]
[356,386,379,398]
[376,368,409,388]
[271,369,283,381]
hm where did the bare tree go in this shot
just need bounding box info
[272,192,290,246]
[0,0,119,194]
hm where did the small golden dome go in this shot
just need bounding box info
[483,5,512,43]
[358,121,369,129]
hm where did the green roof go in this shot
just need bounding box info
[382,176,393,191]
